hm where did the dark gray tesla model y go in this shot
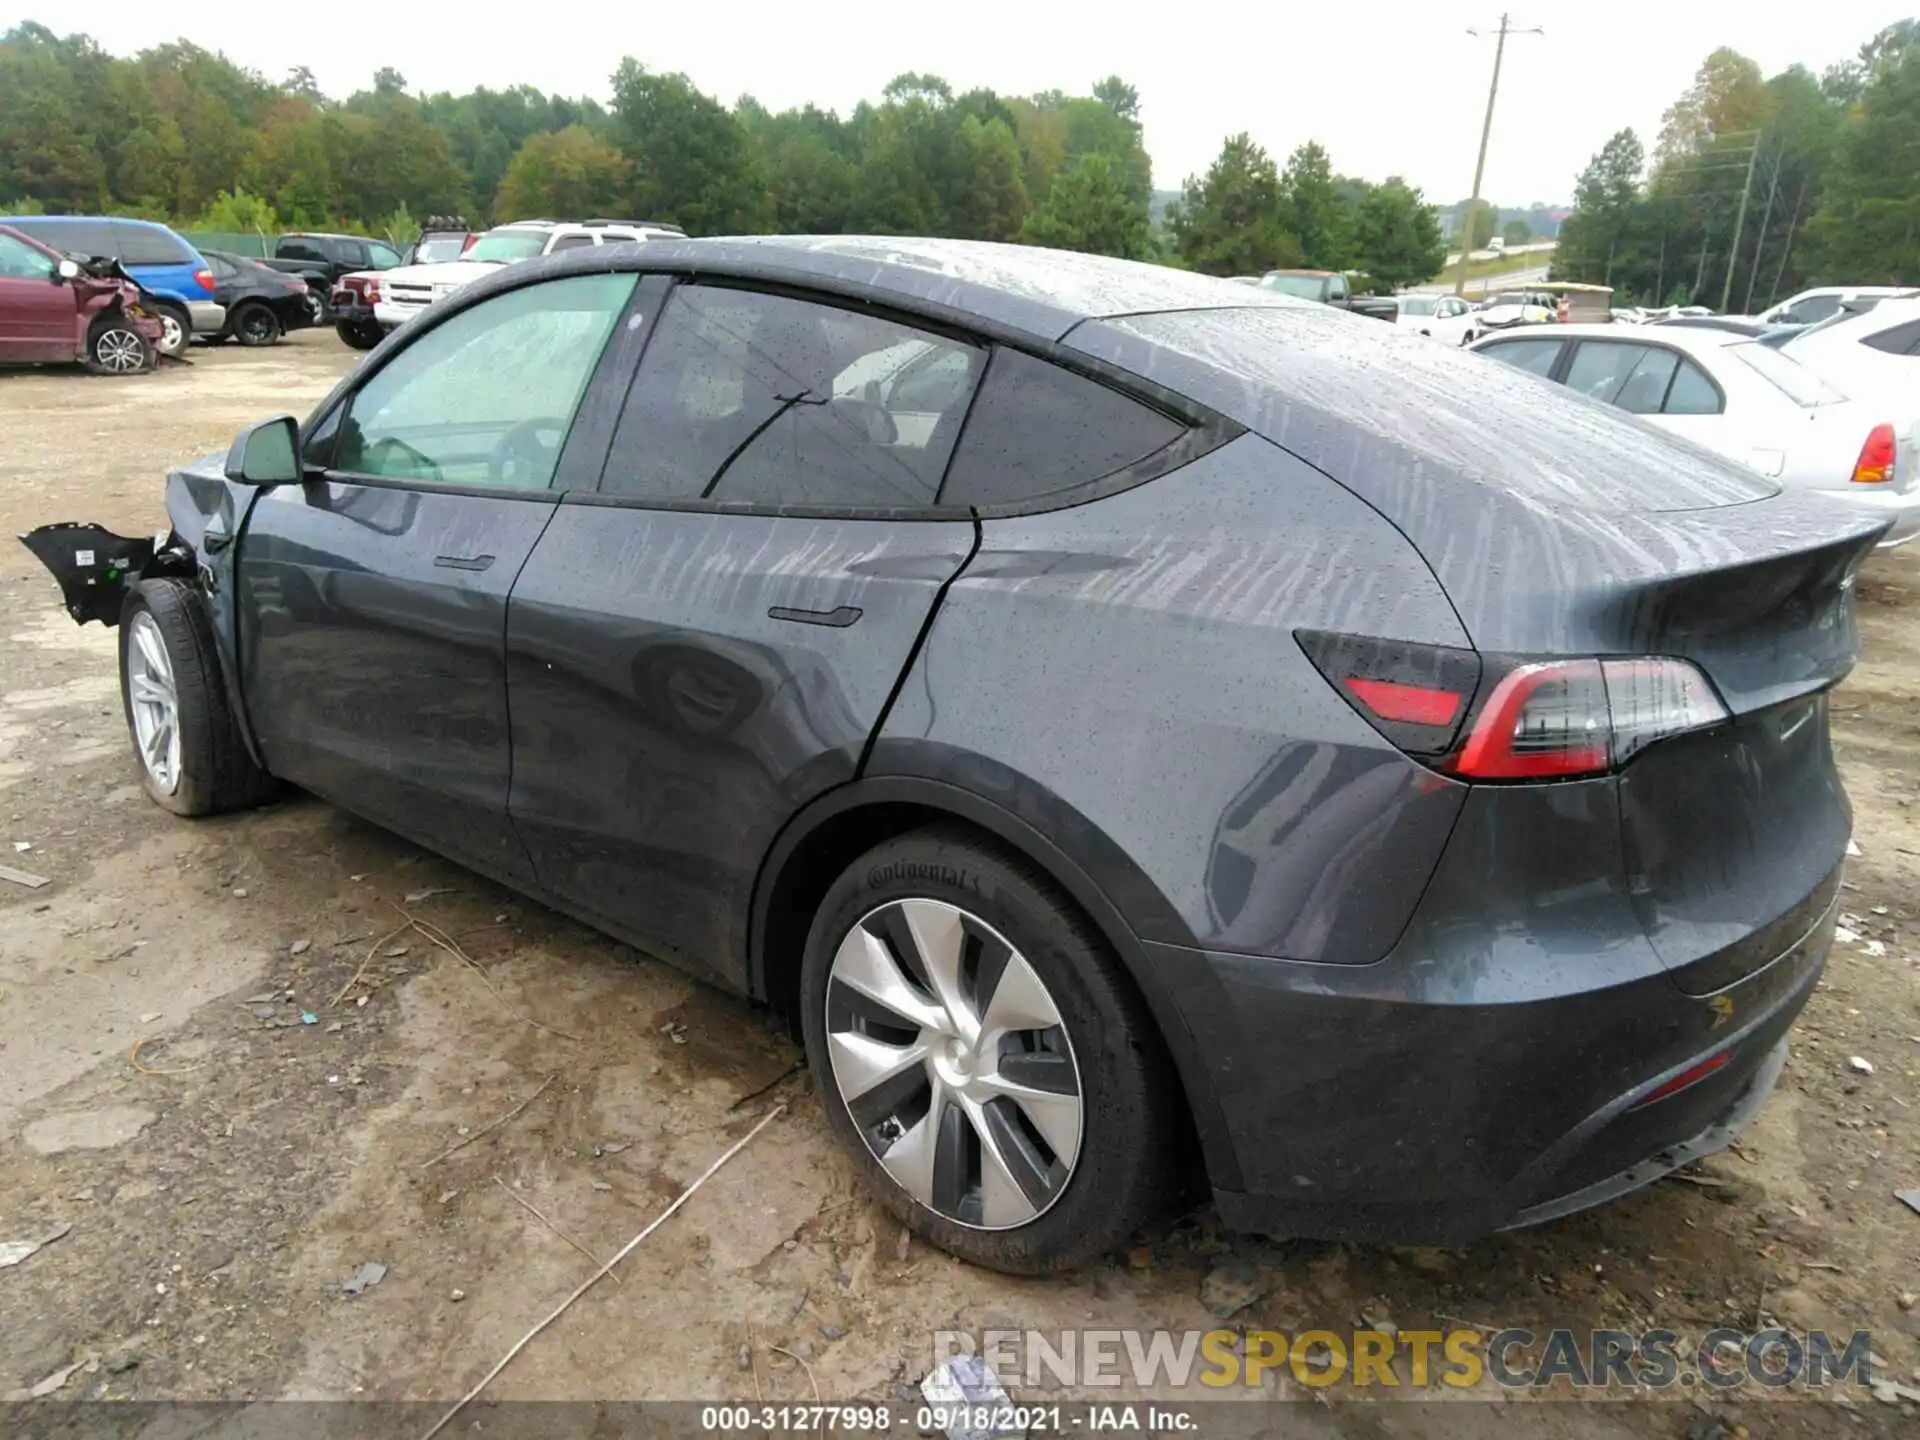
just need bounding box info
[23,238,1882,1274]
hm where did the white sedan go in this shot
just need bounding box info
[1470,323,1920,546]
[1391,294,1480,345]
[1776,295,1920,402]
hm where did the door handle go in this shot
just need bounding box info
[202,520,232,554]
[768,604,862,628]
[434,554,495,572]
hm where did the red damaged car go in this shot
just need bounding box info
[0,223,163,374]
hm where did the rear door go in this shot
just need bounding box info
[504,279,985,984]
[238,271,637,884]
[0,231,76,360]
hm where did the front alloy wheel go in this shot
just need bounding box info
[827,899,1083,1229]
[155,307,188,356]
[125,610,181,794]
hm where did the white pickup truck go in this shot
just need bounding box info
[332,219,682,349]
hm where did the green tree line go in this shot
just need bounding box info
[0,21,1449,285]
[1552,19,1920,308]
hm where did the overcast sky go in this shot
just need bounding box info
[18,2,1911,205]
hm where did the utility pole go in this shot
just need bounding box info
[1743,144,1783,314]
[1453,14,1544,296]
[1719,134,1762,313]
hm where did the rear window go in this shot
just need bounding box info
[1099,307,1778,513]
[1864,317,1920,355]
[116,223,196,266]
[1729,343,1845,407]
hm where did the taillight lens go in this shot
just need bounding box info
[194,268,214,293]
[1851,423,1895,484]
[1298,633,1729,781]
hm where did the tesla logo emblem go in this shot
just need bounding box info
[1707,995,1735,1028]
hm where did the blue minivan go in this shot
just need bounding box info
[0,216,225,356]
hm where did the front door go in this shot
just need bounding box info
[0,233,77,361]
[237,271,638,883]
[505,281,987,983]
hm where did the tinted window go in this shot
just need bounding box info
[0,233,54,278]
[15,218,117,258]
[1479,337,1563,377]
[1611,347,1680,415]
[114,223,195,266]
[549,234,595,251]
[1864,318,1920,355]
[602,285,983,508]
[204,253,239,281]
[278,237,327,263]
[1787,295,1840,324]
[1663,359,1722,414]
[1564,342,1656,404]
[336,272,635,489]
[940,349,1185,508]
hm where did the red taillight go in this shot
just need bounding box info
[194,268,214,292]
[1851,423,1896,484]
[1344,677,1463,727]
[1448,656,1727,781]
[1452,661,1610,778]
[460,233,477,252]
[1298,631,1730,782]
[1631,1051,1731,1109]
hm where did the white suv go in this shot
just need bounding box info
[363,220,683,335]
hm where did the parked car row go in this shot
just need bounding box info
[328,217,686,349]
[1471,297,1920,546]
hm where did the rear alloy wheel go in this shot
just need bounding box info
[86,320,150,374]
[231,301,281,347]
[118,580,278,817]
[153,303,189,357]
[800,828,1180,1273]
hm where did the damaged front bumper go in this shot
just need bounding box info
[18,523,181,626]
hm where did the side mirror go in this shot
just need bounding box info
[55,258,80,282]
[225,415,303,486]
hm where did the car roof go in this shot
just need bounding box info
[480,235,1302,343]
[1485,323,1744,355]
[1801,294,1920,340]
[6,214,176,231]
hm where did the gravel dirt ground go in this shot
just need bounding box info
[1,333,1917,1437]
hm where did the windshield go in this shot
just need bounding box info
[1397,296,1438,317]
[414,236,467,263]
[1730,343,1846,407]
[464,230,549,264]
[1260,273,1328,300]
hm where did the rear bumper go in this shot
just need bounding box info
[186,300,226,335]
[1194,897,1829,1243]
[1822,485,1920,547]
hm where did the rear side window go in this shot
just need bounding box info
[1663,359,1723,414]
[1478,337,1562,377]
[17,218,117,258]
[1864,317,1920,355]
[278,237,326,263]
[205,253,238,281]
[601,285,984,509]
[549,234,595,251]
[1786,295,1841,325]
[115,224,194,266]
[1564,342,1656,405]
[940,349,1185,507]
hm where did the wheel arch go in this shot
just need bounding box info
[748,772,1243,1192]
